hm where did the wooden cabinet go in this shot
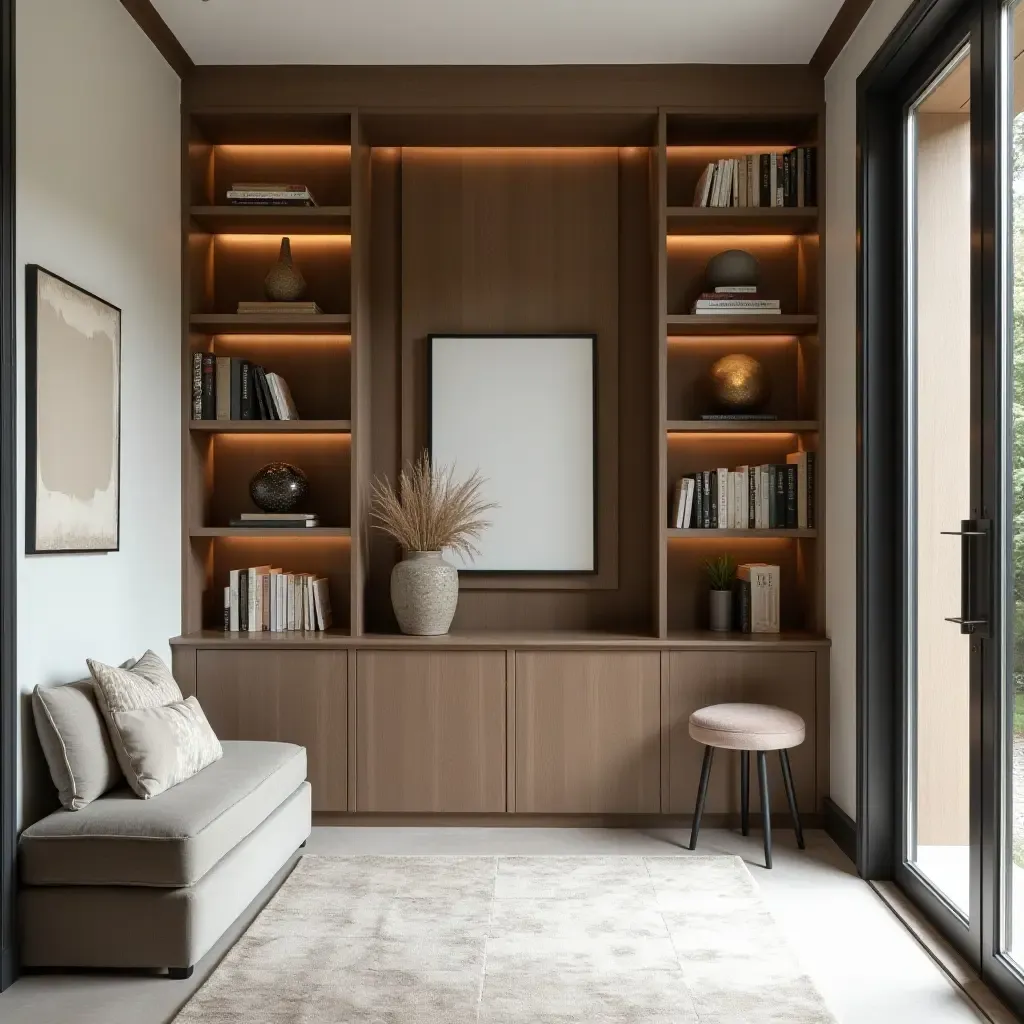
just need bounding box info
[355,651,507,812]
[665,651,818,816]
[196,650,348,813]
[515,652,661,813]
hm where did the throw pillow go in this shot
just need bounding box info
[32,679,122,810]
[87,650,185,786]
[111,696,223,799]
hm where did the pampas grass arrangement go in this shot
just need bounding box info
[370,451,497,562]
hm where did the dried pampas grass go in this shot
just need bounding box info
[370,451,497,561]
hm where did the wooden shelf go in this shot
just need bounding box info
[191,527,352,539]
[666,420,818,433]
[190,313,351,335]
[666,206,818,235]
[667,528,817,539]
[190,206,352,234]
[666,314,818,336]
[189,419,351,434]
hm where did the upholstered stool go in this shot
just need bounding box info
[687,703,806,868]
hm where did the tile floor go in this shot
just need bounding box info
[0,827,998,1024]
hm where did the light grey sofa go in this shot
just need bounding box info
[18,740,311,978]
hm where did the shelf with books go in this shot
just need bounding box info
[189,419,352,434]
[666,420,818,434]
[190,206,353,234]
[666,314,818,336]
[191,527,352,539]
[667,528,817,539]
[666,206,818,235]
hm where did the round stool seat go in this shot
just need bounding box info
[689,703,805,751]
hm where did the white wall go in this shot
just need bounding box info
[824,0,915,819]
[16,0,181,825]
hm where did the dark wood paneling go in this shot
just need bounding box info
[196,649,348,812]
[120,0,193,79]
[665,650,818,814]
[355,651,507,812]
[810,0,875,76]
[515,652,662,813]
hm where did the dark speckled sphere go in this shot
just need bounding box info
[249,462,309,513]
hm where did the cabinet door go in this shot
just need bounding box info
[196,650,348,813]
[355,651,506,812]
[666,651,817,816]
[515,652,661,813]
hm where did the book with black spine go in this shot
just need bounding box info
[775,153,784,206]
[191,352,202,420]
[239,360,253,420]
[783,150,791,207]
[230,358,242,420]
[774,465,788,528]
[805,148,816,207]
[785,464,798,528]
[201,354,215,420]
[238,570,248,632]
[748,466,757,528]
[694,472,704,528]
[760,154,770,206]
[224,587,230,632]
[708,470,718,528]
[253,366,278,420]
[807,451,816,528]
[250,365,270,420]
[733,576,752,632]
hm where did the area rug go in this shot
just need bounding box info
[175,855,835,1023]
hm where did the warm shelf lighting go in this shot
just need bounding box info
[214,433,350,450]
[212,334,351,345]
[213,234,351,247]
[666,432,801,441]
[667,536,798,548]
[667,336,800,346]
[666,146,803,157]
[666,234,800,249]
[214,145,351,157]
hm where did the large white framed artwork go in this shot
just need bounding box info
[428,334,596,573]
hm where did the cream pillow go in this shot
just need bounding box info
[88,651,221,798]
[110,696,223,799]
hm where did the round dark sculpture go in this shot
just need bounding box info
[705,249,759,291]
[249,462,309,513]
[708,353,770,412]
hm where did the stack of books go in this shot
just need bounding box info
[734,564,780,633]
[223,566,333,632]
[226,183,318,207]
[191,354,299,421]
[692,148,816,208]
[671,452,815,530]
[237,301,323,316]
[229,513,319,529]
[692,286,780,316]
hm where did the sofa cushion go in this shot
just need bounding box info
[32,678,122,811]
[19,741,306,888]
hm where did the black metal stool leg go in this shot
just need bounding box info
[740,750,750,837]
[688,745,715,851]
[779,749,805,850]
[756,750,772,869]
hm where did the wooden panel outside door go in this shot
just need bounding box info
[515,652,661,813]
[666,652,816,816]
[355,651,507,812]
[196,649,348,813]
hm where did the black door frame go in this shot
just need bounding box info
[0,0,14,995]
[858,0,1024,1010]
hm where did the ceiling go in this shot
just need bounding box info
[150,0,846,66]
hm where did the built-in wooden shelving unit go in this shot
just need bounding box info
[666,314,819,336]
[188,420,352,434]
[665,420,818,433]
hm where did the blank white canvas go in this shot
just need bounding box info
[430,336,595,572]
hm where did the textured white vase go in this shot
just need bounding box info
[390,550,459,636]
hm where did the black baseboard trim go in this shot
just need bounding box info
[824,797,857,866]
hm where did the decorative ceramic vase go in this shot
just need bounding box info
[709,589,733,632]
[705,248,759,291]
[390,550,458,636]
[264,237,307,301]
[249,462,309,513]
[708,353,770,412]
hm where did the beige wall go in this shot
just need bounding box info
[824,0,917,819]
[16,0,182,825]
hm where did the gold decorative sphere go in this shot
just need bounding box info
[708,353,769,412]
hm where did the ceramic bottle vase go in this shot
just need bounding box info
[390,550,459,635]
[264,237,307,301]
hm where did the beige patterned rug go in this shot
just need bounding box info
[175,855,835,1023]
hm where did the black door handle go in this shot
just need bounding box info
[942,519,990,636]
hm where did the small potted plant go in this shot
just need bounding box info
[705,554,736,632]
[371,451,497,636]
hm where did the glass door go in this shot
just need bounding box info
[898,14,982,960]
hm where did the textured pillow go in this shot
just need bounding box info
[110,696,223,799]
[87,650,185,787]
[32,679,122,810]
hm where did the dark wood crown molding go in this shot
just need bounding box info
[811,0,875,76]
[120,0,193,79]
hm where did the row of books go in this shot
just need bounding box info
[224,566,333,632]
[692,286,780,316]
[734,564,780,633]
[671,452,816,530]
[226,183,319,207]
[191,355,299,421]
[692,148,817,209]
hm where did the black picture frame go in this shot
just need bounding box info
[24,265,122,555]
[426,332,599,577]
